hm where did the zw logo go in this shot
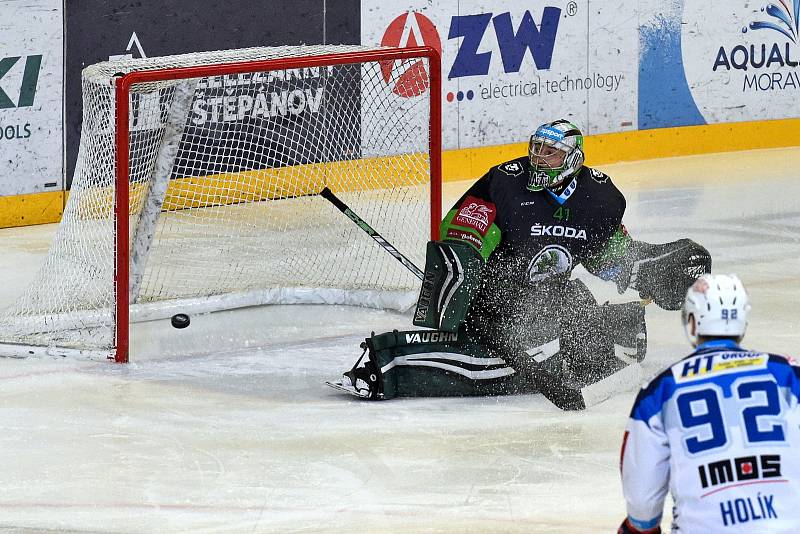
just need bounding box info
[698,454,781,489]
[0,55,42,109]
[448,8,562,79]
[380,7,565,93]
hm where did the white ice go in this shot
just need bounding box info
[1,147,799,533]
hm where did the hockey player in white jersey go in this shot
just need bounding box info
[618,274,800,533]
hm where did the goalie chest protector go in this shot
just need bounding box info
[461,157,626,285]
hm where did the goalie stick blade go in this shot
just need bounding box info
[579,362,644,408]
[527,360,644,411]
[530,369,587,411]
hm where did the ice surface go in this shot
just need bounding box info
[1,147,799,532]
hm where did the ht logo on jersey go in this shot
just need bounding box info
[676,352,767,381]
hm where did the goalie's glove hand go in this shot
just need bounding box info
[618,518,661,534]
[624,238,711,310]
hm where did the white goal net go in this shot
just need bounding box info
[0,45,440,361]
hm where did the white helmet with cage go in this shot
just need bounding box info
[528,119,585,191]
[682,273,750,347]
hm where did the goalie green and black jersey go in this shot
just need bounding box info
[441,155,627,289]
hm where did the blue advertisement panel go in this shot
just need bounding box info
[639,0,800,129]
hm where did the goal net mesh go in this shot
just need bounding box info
[0,45,435,355]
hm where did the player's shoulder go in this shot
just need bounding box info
[766,352,800,368]
[629,344,749,419]
[765,352,800,380]
[492,156,530,178]
[631,345,800,421]
[666,344,799,387]
[578,166,621,194]
[629,366,677,421]
[576,165,625,211]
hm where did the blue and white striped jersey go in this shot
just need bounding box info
[620,339,800,533]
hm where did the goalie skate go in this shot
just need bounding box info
[326,358,383,400]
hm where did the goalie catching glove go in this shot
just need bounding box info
[413,240,484,332]
[625,239,711,310]
[587,237,712,311]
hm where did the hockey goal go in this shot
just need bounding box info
[0,45,441,362]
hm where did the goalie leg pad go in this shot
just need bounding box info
[355,329,534,399]
[413,241,484,332]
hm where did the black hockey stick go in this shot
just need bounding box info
[320,187,424,280]
[524,364,587,411]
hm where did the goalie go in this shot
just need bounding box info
[328,119,711,408]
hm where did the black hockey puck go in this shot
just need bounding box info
[170,313,190,329]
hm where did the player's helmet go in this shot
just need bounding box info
[682,274,750,347]
[528,120,585,191]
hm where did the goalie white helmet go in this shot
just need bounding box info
[682,273,749,346]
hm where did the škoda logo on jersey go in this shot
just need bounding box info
[673,352,768,382]
[530,224,587,240]
[455,197,495,234]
